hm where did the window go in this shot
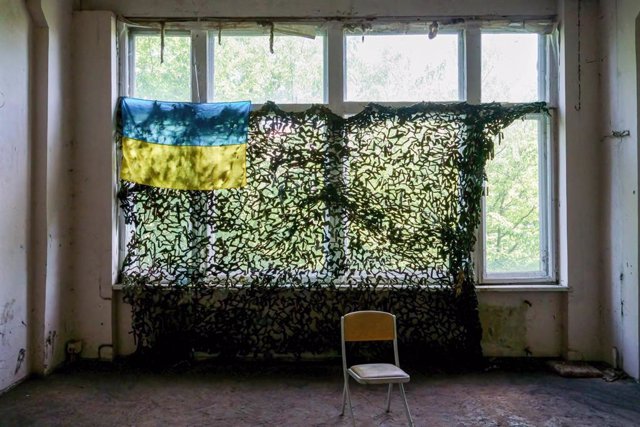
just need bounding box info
[130,31,192,102]
[345,32,460,102]
[121,23,556,285]
[211,31,325,104]
[479,32,554,283]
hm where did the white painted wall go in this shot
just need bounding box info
[600,0,640,380]
[557,0,604,363]
[0,0,74,391]
[0,0,32,391]
[25,0,75,377]
[71,10,118,360]
[40,0,75,374]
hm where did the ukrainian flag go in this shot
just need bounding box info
[118,97,250,190]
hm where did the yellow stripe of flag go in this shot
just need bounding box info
[121,137,246,190]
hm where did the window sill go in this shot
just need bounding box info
[475,284,568,292]
[113,282,570,292]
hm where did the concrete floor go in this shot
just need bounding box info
[0,360,639,426]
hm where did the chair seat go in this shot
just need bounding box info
[348,363,411,384]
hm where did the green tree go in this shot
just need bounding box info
[213,34,324,103]
[485,119,542,272]
[133,33,191,101]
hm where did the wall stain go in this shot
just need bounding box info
[14,348,25,375]
[45,330,57,363]
[0,299,16,346]
[479,304,528,356]
[0,299,15,325]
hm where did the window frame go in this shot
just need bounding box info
[478,111,556,284]
[128,29,194,102]
[118,22,558,286]
[476,31,557,284]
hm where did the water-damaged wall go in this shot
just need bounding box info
[599,0,640,380]
[0,0,32,391]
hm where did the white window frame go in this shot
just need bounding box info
[475,31,557,284]
[478,111,556,284]
[117,21,557,286]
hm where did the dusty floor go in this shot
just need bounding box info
[0,359,639,426]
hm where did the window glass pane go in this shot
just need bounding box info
[345,34,459,102]
[212,33,324,104]
[132,33,191,101]
[485,118,543,273]
[482,33,540,103]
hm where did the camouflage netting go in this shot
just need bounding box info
[118,101,547,363]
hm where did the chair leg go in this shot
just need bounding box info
[345,379,355,427]
[340,382,347,415]
[399,384,414,427]
[385,384,393,412]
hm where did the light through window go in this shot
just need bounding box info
[480,31,552,282]
[345,33,460,102]
[131,32,191,102]
[211,32,325,104]
[481,33,541,103]
[124,25,556,285]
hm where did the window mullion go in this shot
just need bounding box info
[325,22,347,279]
[117,23,130,278]
[464,28,484,281]
[541,112,555,279]
[127,28,136,98]
[191,30,208,102]
[327,22,345,114]
[464,28,481,104]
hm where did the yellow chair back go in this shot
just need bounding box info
[342,311,395,342]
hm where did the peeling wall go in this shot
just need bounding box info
[0,0,75,391]
[478,293,563,357]
[556,0,604,363]
[41,0,76,374]
[0,0,32,391]
[26,0,75,377]
[77,0,557,18]
[599,0,640,380]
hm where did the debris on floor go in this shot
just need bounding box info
[547,360,603,378]
[601,367,628,382]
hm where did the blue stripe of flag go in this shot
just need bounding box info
[119,97,251,147]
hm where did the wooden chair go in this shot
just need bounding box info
[340,310,414,426]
